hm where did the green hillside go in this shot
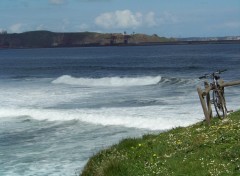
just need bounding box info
[81,111,240,176]
[0,31,174,48]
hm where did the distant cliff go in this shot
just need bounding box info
[1,31,239,48]
[0,30,175,48]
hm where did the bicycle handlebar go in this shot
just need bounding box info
[199,69,227,79]
[217,69,227,74]
[199,75,207,79]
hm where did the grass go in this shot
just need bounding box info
[81,111,240,176]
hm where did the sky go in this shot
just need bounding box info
[0,0,240,37]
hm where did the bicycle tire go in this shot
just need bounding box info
[212,90,226,119]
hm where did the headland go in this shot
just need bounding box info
[0,30,239,49]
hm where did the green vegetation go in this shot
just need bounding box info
[1,30,238,48]
[0,30,174,48]
[81,111,240,176]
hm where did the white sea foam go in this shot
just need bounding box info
[0,106,201,131]
[52,75,162,87]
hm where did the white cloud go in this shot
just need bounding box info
[95,10,157,29]
[36,24,46,31]
[145,12,157,27]
[9,23,23,33]
[49,0,65,4]
[158,12,179,24]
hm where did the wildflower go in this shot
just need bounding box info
[153,154,157,157]
[138,143,142,147]
[196,128,202,132]
[164,154,172,158]
[176,140,182,145]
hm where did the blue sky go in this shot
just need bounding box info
[0,0,239,37]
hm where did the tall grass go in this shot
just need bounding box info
[81,111,240,176]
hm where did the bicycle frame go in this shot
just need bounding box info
[197,70,240,124]
[199,70,227,119]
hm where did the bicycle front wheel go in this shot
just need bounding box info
[212,90,226,119]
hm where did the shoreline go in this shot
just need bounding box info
[81,110,240,175]
[1,40,239,49]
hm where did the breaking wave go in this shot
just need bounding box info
[0,107,200,131]
[52,75,161,87]
[160,76,200,86]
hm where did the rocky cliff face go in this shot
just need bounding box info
[0,31,174,48]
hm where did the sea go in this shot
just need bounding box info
[0,44,239,176]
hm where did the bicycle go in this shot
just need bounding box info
[199,69,228,119]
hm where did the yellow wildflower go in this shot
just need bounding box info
[176,140,182,145]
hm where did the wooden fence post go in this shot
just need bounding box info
[198,79,240,124]
[197,87,210,125]
[204,82,212,119]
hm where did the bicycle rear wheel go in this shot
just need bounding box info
[212,90,226,119]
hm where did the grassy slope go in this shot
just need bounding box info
[81,111,240,176]
[0,31,174,48]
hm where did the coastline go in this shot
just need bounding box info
[1,40,239,49]
[1,30,239,49]
[81,110,240,176]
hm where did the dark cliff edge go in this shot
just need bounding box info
[0,30,239,49]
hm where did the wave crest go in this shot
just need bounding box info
[0,108,200,131]
[52,75,161,87]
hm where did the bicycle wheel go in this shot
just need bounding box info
[212,90,226,119]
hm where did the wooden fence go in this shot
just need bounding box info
[197,80,240,124]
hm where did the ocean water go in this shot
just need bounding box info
[0,44,239,175]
